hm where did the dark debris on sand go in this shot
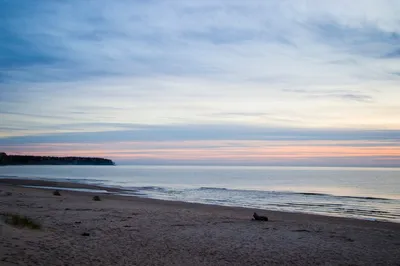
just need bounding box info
[92,196,101,201]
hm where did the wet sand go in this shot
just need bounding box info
[0,179,399,266]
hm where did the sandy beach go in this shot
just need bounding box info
[0,179,399,266]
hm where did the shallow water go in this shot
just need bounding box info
[1,165,399,222]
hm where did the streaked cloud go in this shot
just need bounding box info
[1,125,400,144]
[1,0,399,166]
[2,139,400,167]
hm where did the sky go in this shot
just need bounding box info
[0,0,400,166]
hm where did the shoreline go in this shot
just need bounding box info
[1,178,399,229]
[0,178,124,192]
[1,178,399,265]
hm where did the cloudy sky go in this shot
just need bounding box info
[1,0,399,166]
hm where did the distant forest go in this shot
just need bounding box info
[0,153,115,166]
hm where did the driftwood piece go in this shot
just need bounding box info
[253,212,268,221]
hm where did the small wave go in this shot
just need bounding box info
[333,208,392,215]
[0,175,21,178]
[194,187,393,201]
[203,199,230,203]
[287,192,391,201]
[134,186,169,192]
[340,195,391,201]
[0,175,107,184]
[297,192,331,197]
[67,182,393,204]
[56,178,107,182]
[280,202,343,208]
[199,187,228,191]
[22,185,109,193]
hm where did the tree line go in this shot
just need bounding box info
[0,153,115,166]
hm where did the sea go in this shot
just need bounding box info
[1,165,399,223]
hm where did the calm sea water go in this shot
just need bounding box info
[1,165,399,222]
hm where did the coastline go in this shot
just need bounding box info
[1,178,399,227]
[1,179,399,265]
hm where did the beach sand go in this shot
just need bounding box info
[0,179,399,266]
